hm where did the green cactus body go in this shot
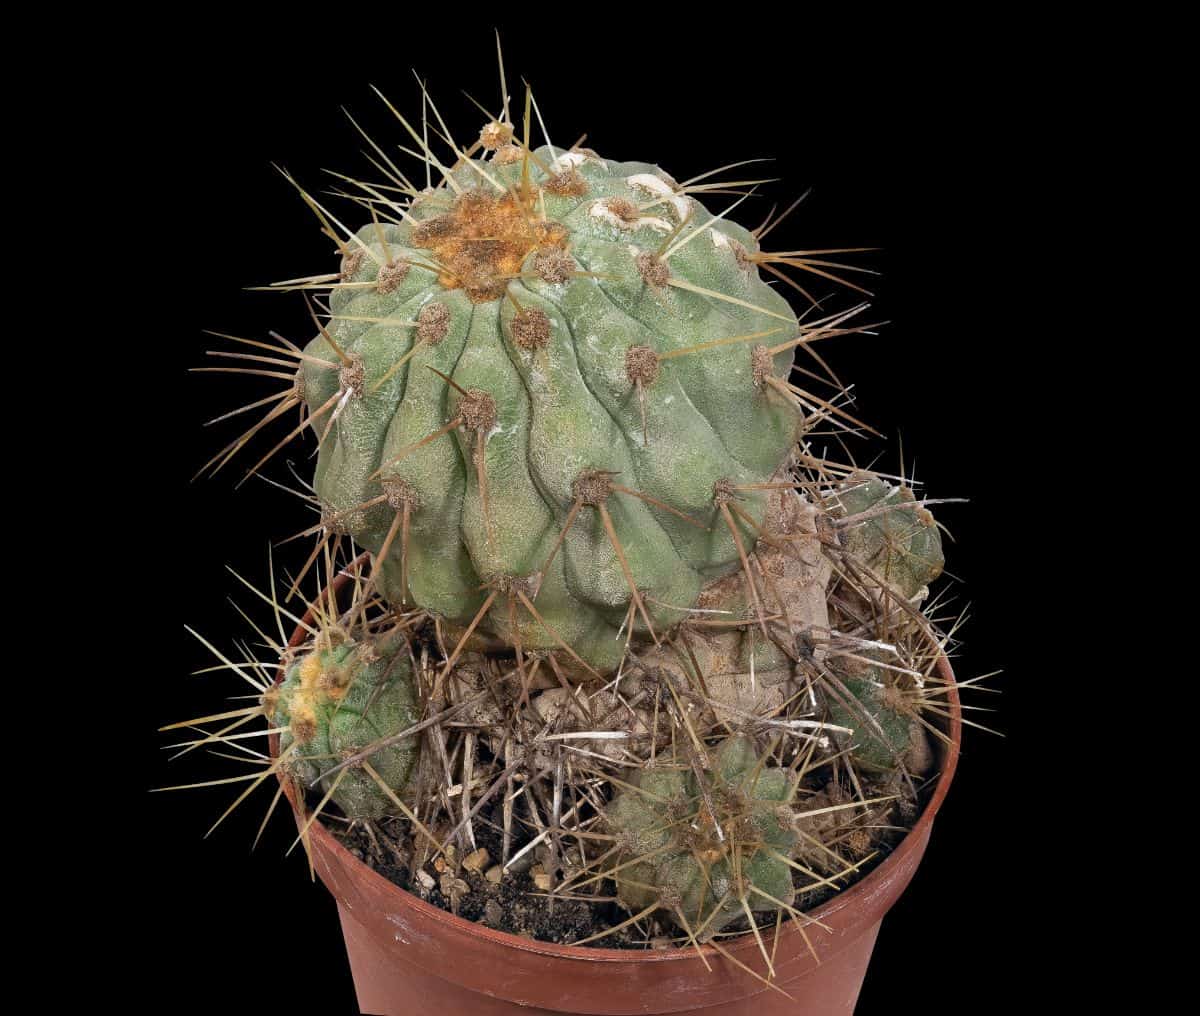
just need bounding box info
[825,651,934,775]
[604,735,797,939]
[833,473,944,601]
[270,628,418,820]
[300,148,803,671]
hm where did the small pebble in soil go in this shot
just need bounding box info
[463,848,490,873]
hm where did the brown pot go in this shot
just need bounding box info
[276,559,962,1015]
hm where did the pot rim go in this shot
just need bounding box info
[275,554,961,965]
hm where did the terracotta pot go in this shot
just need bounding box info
[276,558,961,1015]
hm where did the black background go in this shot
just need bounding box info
[142,18,1063,1014]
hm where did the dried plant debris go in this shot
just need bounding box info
[173,37,991,986]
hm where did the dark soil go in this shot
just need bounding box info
[336,801,641,947]
[331,790,915,949]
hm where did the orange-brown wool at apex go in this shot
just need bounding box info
[410,187,569,302]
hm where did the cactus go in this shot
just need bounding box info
[832,473,944,603]
[603,735,798,940]
[824,651,934,775]
[176,54,970,978]
[269,625,418,821]
[296,145,810,673]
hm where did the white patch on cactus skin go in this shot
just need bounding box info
[589,201,672,233]
[710,229,731,249]
[551,151,605,172]
[626,173,690,221]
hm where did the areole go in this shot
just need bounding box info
[273,557,963,1016]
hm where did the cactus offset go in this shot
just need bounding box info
[825,650,934,774]
[832,473,944,604]
[270,625,418,821]
[603,735,798,940]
